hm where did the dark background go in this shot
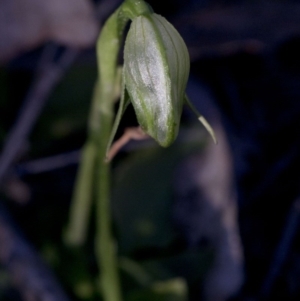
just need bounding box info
[1,0,300,301]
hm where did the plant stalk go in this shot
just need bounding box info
[66,2,153,301]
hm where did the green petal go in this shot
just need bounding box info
[124,14,190,147]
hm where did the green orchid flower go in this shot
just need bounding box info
[124,13,190,147]
[107,6,216,154]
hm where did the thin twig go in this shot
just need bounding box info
[17,150,80,175]
[106,127,149,162]
[260,198,300,299]
[175,1,300,60]
[0,46,79,184]
[248,145,300,203]
[16,128,206,176]
[0,0,123,185]
[0,204,69,301]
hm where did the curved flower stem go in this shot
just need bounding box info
[92,8,127,301]
[65,2,153,301]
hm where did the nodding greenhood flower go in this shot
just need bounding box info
[123,13,189,147]
[107,9,216,154]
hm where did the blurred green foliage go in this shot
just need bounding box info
[0,63,213,301]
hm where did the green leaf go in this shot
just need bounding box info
[106,69,131,160]
[184,95,217,144]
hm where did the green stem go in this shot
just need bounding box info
[93,8,126,301]
[64,83,100,246]
[64,141,96,245]
[66,1,153,301]
[92,5,152,299]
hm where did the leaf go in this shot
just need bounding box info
[106,70,132,160]
[184,95,217,144]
